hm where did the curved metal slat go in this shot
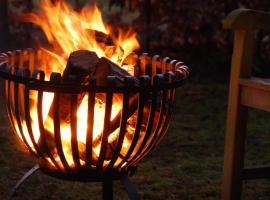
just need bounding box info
[156,90,177,146]
[140,53,148,76]
[134,75,167,162]
[114,76,150,170]
[22,76,188,94]
[13,68,35,154]
[105,91,129,170]
[5,79,20,145]
[16,68,30,117]
[155,90,176,146]
[151,55,160,84]
[24,89,47,161]
[127,91,157,167]
[4,65,18,142]
[53,92,71,172]
[37,85,62,171]
[115,95,143,170]
[70,93,81,169]
[127,75,167,167]
[25,71,48,160]
[96,77,115,170]
[125,76,157,168]
[155,72,178,146]
[24,48,35,72]
[85,76,96,169]
[48,72,73,171]
[106,77,134,170]
[162,57,170,74]
[14,80,34,154]
[11,50,23,67]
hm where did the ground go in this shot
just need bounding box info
[1,81,270,200]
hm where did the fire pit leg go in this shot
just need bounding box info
[102,179,113,200]
[118,174,141,200]
[7,164,40,200]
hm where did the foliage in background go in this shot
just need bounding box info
[2,0,270,80]
[125,0,270,80]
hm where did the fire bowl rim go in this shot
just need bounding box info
[0,65,188,94]
[0,50,189,95]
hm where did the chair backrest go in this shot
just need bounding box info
[224,9,270,104]
[222,9,270,200]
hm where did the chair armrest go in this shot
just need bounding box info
[223,8,270,30]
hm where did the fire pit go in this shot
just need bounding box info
[0,49,188,199]
[1,1,188,199]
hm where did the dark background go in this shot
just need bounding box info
[1,0,270,82]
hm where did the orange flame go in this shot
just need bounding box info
[22,0,140,72]
[15,0,141,168]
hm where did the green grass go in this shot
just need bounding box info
[1,81,270,199]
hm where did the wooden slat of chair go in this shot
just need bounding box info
[240,78,270,112]
[222,9,270,200]
[243,165,270,180]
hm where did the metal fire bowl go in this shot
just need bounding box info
[0,49,188,182]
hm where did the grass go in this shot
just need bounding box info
[1,80,270,199]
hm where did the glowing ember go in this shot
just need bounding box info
[15,0,141,168]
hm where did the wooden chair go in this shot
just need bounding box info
[222,9,270,200]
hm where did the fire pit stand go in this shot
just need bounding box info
[7,164,139,200]
[0,49,189,200]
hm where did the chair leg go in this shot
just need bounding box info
[222,105,248,200]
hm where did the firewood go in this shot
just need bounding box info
[95,30,114,45]
[94,30,124,64]
[60,140,99,166]
[39,50,100,159]
[47,50,100,125]
[92,93,166,148]
[92,57,168,151]
[94,56,139,109]
[63,50,99,84]
[38,50,167,165]
[92,94,139,148]
[60,50,99,122]
[121,64,140,78]
[95,56,139,86]
[92,57,139,158]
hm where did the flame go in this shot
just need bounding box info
[14,0,141,169]
[22,0,140,71]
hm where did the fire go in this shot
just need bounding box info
[15,0,141,169]
[22,0,139,73]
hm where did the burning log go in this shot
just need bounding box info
[94,30,124,64]
[60,50,100,122]
[95,29,139,77]
[39,50,100,158]
[63,50,99,84]
[48,50,99,122]
[95,56,139,86]
[92,57,166,154]
[92,57,139,159]
[39,50,133,163]
[39,49,166,164]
